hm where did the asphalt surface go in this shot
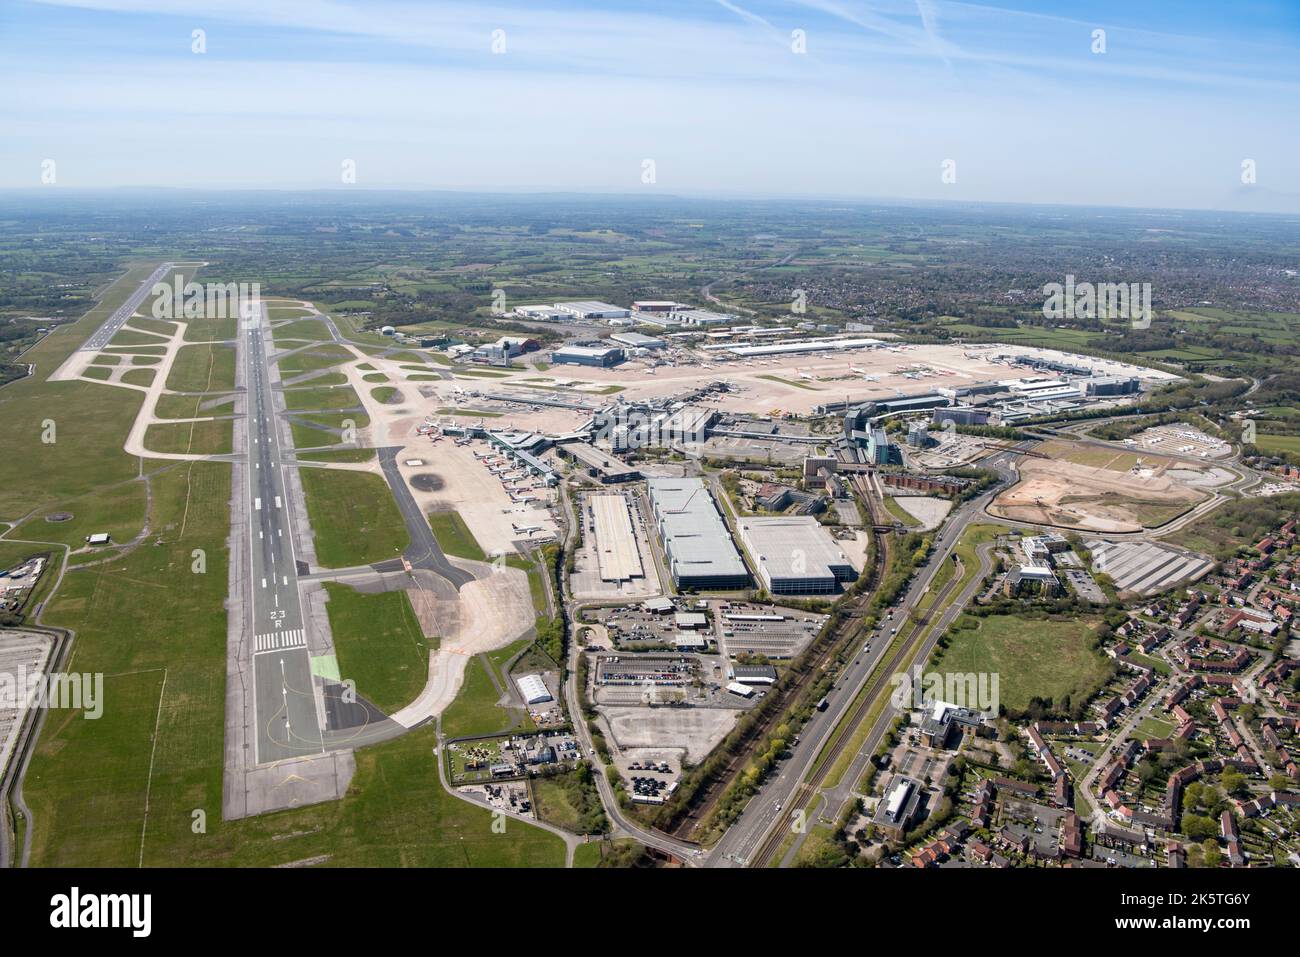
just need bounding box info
[375,447,476,589]
[244,302,325,763]
[80,262,175,350]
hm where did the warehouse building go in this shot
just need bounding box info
[646,478,750,590]
[515,304,573,321]
[552,343,625,367]
[727,336,883,358]
[516,674,554,705]
[736,516,858,594]
[554,300,631,320]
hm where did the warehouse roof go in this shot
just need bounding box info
[737,516,858,583]
[647,478,748,581]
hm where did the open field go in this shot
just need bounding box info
[440,654,520,740]
[165,342,236,393]
[428,510,488,562]
[282,384,362,413]
[144,418,234,455]
[324,582,431,714]
[297,467,411,567]
[932,614,1112,714]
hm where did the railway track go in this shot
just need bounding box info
[748,518,967,868]
[663,460,892,842]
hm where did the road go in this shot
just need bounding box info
[709,450,1020,866]
[242,301,325,763]
[80,262,175,350]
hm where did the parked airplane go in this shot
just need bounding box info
[512,521,542,535]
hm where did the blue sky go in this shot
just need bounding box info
[2,0,1298,210]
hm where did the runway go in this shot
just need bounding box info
[81,262,175,351]
[243,302,326,764]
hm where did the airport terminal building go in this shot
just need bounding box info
[646,477,750,589]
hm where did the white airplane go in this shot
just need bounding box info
[512,521,542,534]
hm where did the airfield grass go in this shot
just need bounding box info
[109,328,170,347]
[428,510,487,561]
[298,467,410,567]
[281,384,362,413]
[270,320,330,342]
[82,366,112,381]
[165,343,236,393]
[154,392,235,420]
[182,316,237,342]
[120,368,156,388]
[371,385,404,404]
[20,267,521,867]
[274,344,352,375]
[324,582,431,714]
[8,480,148,550]
[931,613,1110,713]
[296,448,377,464]
[90,354,121,366]
[441,654,518,740]
[124,318,178,337]
[144,419,234,455]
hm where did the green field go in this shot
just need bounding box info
[531,765,607,835]
[298,467,410,567]
[932,613,1111,714]
[281,384,361,413]
[324,582,431,714]
[1257,433,1300,456]
[428,510,488,561]
[165,343,236,393]
[144,418,234,455]
[441,655,520,740]
[8,480,147,550]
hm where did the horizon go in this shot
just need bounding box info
[2,0,1298,212]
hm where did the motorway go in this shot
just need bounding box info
[80,262,175,350]
[708,449,1021,866]
[242,302,326,763]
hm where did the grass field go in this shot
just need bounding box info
[297,467,410,567]
[441,655,519,740]
[323,582,430,714]
[1257,433,1300,456]
[275,344,352,375]
[932,613,1111,714]
[428,510,487,561]
[281,384,362,413]
[144,419,234,455]
[296,448,377,463]
[165,343,236,393]
[371,385,403,404]
[271,319,333,342]
[8,480,148,550]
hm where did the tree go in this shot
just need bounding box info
[1202,840,1222,868]
[1182,814,1218,841]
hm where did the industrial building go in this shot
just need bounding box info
[552,343,625,367]
[726,336,883,358]
[553,301,631,320]
[646,478,750,590]
[514,304,573,321]
[610,331,666,350]
[736,516,858,594]
[631,300,680,314]
[516,674,554,705]
[588,493,645,582]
